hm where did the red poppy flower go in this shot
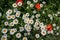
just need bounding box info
[35,3,41,10]
[16,0,23,4]
[46,24,52,31]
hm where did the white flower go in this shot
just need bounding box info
[27,1,31,5]
[40,25,46,30]
[33,10,37,14]
[53,23,56,27]
[33,0,38,3]
[2,28,8,34]
[11,15,15,19]
[57,11,60,14]
[14,8,18,13]
[42,11,45,14]
[40,4,43,8]
[15,11,21,17]
[28,32,30,35]
[6,15,11,20]
[13,19,19,24]
[9,22,14,26]
[55,14,58,16]
[48,30,54,34]
[56,26,59,30]
[24,18,29,23]
[50,16,53,20]
[53,28,56,30]
[17,2,22,6]
[35,14,40,18]
[30,4,34,8]
[31,15,35,19]
[4,21,9,26]
[0,12,2,17]
[41,30,46,36]
[24,33,28,36]
[40,22,44,27]
[42,1,46,4]
[56,33,59,35]
[12,3,17,8]
[16,33,21,38]
[10,28,17,35]
[24,24,32,32]
[48,14,52,17]
[22,37,28,40]
[35,34,40,38]
[28,19,34,24]
[1,35,7,40]
[6,9,12,15]
[26,13,29,17]
[19,27,24,32]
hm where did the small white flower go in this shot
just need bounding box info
[6,9,12,15]
[15,11,21,17]
[35,34,40,38]
[9,22,14,26]
[19,27,24,32]
[4,21,9,26]
[42,1,46,4]
[28,19,34,24]
[27,1,31,5]
[33,0,38,3]
[2,28,8,34]
[50,16,53,20]
[53,27,56,30]
[13,19,19,24]
[24,24,32,32]
[28,32,30,35]
[31,15,35,19]
[53,23,56,27]
[6,15,11,20]
[48,14,52,17]
[16,33,21,38]
[12,3,17,8]
[40,22,44,27]
[24,33,28,36]
[56,32,59,35]
[1,35,7,40]
[22,37,28,40]
[55,14,58,16]
[57,11,60,14]
[41,30,46,36]
[24,18,29,23]
[40,4,43,8]
[35,14,40,18]
[10,28,17,35]
[17,2,22,6]
[30,4,34,8]
[0,12,2,17]
[42,11,45,14]
[48,30,54,34]
[14,8,18,13]
[26,13,29,17]
[33,10,37,14]
[56,26,59,30]
[11,15,15,19]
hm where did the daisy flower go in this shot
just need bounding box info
[33,10,37,14]
[41,30,46,36]
[13,19,19,24]
[22,37,28,40]
[15,11,21,17]
[1,35,7,40]
[28,19,34,24]
[6,9,12,15]
[11,15,15,19]
[35,14,40,18]
[27,1,31,5]
[4,21,9,26]
[42,1,46,4]
[35,34,40,38]
[30,4,34,8]
[6,15,11,20]
[33,0,38,3]
[10,28,17,35]
[17,2,22,6]
[16,33,21,38]
[13,8,18,13]
[26,13,29,17]
[9,22,14,26]
[40,4,43,8]
[52,23,56,27]
[2,28,8,34]
[19,27,24,32]
[12,3,17,8]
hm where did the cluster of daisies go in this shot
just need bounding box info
[0,0,60,40]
